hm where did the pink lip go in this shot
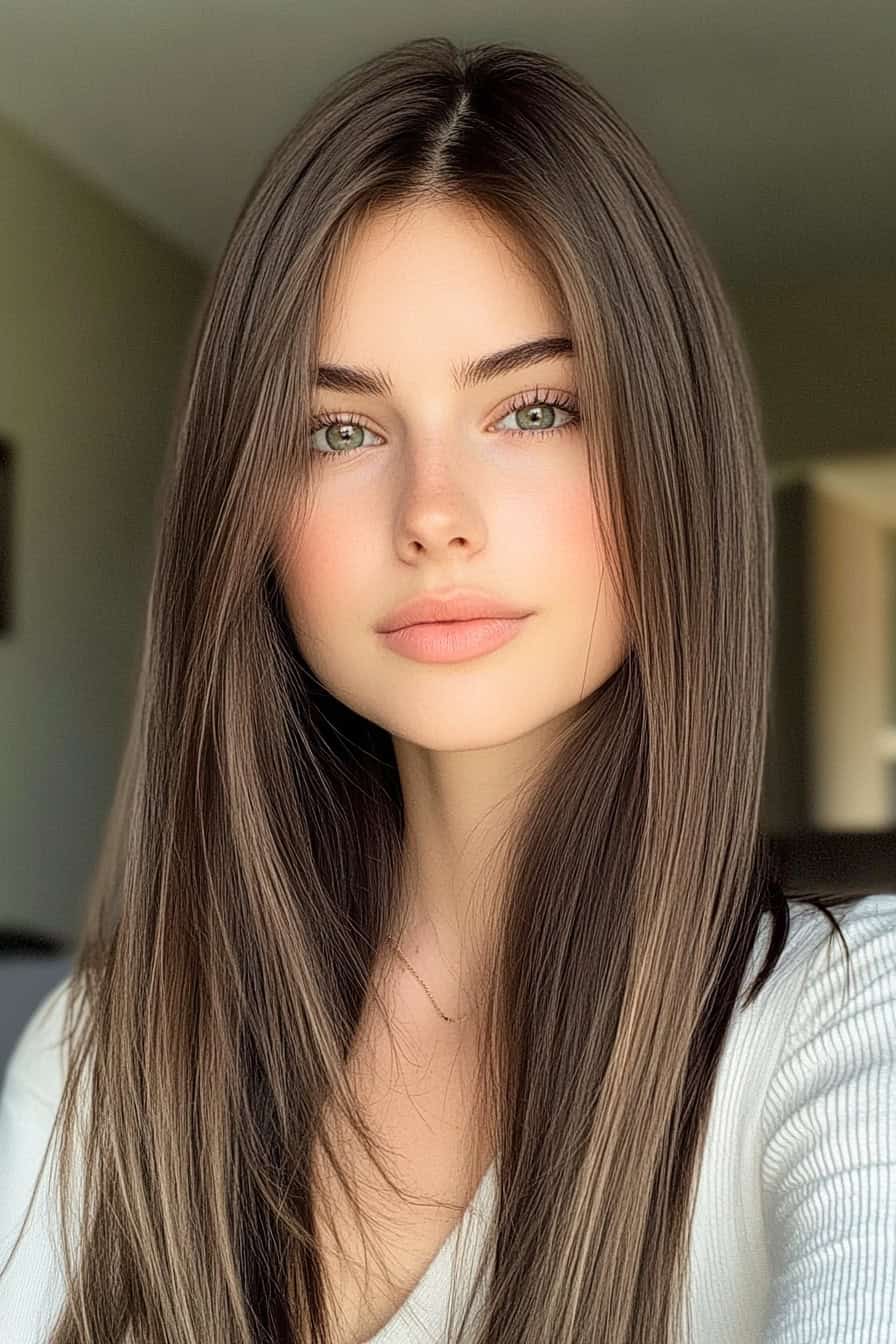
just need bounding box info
[378,588,531,632]
[378,616,530,663]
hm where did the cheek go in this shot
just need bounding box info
[276,511,358,636]
[541,482,627,660]
[538,483,605,585]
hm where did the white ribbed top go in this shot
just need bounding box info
[2,892,895,1343]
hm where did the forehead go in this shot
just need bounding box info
[316,198,567,382]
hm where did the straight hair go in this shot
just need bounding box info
[3,35,871,1344]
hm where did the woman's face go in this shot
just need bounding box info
[276,197,628,751]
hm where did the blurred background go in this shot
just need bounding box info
[0,2,894,1063]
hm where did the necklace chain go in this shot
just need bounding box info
[384,933,468,1024]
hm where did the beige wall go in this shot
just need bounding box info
[0,113,206,939]
[810,487,891,828]
[728,266,896,467]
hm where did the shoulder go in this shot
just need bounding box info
[705,892,896,1170]
[753,893,896,1337]
[1,972,76,1113]
[719,894,895,1092]
[764,891,896,1064]
[0,974,79,1339]
[0,971,80,1248]
[744,891,896,1027]
[755,889,896,1155]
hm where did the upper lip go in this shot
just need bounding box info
[377,588,532,632]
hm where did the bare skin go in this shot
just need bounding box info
[310,959,493,1341]
[276,196,629,1339]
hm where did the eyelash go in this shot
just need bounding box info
[306,386,581,459]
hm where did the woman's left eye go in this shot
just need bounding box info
[492,390,580,438]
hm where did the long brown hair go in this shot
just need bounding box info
[3,35,871,1344]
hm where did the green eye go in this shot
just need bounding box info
[307,388,580,458]
[493,394,579,438]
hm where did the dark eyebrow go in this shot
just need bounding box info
[314,335,575,397]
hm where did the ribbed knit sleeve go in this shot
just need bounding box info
[759,903,896,1342]
[0,977,73,1343]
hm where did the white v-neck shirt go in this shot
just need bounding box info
[2,892,895,1343]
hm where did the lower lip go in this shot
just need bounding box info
[379,616,530,663]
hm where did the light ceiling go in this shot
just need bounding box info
[0,1,893,276]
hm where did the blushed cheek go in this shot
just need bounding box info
[278,511,374,646]
[276,521,335,640]
[551,484,627,664]
[550,487,606,587]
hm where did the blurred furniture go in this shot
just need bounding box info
[771,827,896,896]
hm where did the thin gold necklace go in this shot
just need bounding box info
[385,933,469,1024]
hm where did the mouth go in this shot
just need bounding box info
[377,614,531,663]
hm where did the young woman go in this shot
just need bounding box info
[1,35,893,1344]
